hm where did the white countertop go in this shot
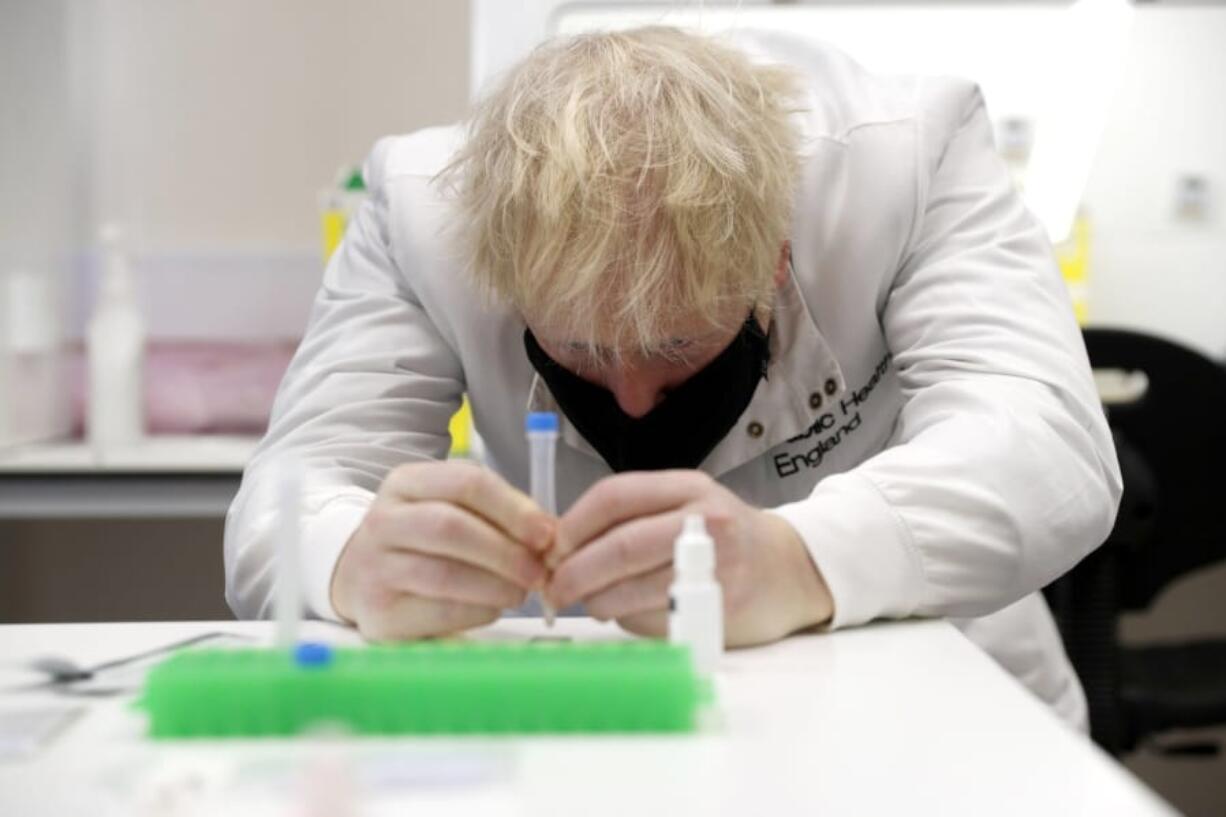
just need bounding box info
[0,617,1175,816]
[0,435,259,474]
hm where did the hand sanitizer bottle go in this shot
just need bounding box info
[669,514,724,676]
[88,224,145,457]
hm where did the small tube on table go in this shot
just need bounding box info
[526,412,559,626]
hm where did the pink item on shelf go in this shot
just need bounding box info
[69,341,298,436]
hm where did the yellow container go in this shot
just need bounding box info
[320,208,349,263]
[319,168,367,264]
[1055,211,1091,326]
[449,395,474,457]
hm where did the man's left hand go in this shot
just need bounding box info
[542,471,834,646]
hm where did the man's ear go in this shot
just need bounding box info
[773,240,791,289]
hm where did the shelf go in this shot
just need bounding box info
[0,436,257,519]
[0,435,259,474]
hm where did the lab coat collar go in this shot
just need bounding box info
[700,262,846,477]
[526,264,846,478]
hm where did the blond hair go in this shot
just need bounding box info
[437,26,802,361]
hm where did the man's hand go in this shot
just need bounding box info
[331,461,554,641]
[543,471,833,646]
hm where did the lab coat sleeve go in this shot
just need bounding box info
[770,87,1122,628]
[224,138,463,622]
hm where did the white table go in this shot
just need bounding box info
[0,618,1175,816]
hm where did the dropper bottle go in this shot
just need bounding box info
[668,514,724,676]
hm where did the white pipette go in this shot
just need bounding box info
[274,454,303,649]
[526,412,559,626]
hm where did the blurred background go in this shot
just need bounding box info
[1,1,1223,811]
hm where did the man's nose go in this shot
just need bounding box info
[606,367,666,419]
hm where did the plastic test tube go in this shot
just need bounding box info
[526,412,559,626]
[273,454,303,649]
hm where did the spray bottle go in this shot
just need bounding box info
[88,224,145,456]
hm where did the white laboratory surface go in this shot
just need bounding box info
[0,618,1175,816]
[0,435,258,474]
[0,435,259,519]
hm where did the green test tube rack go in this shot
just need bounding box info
[139,640,709,738]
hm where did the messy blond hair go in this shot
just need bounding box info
[437,26,803,360]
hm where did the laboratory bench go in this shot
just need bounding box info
[0,436,256,623]
[0,435,257,519]
[0,616,1177,816]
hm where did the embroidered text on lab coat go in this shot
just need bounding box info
[774,352,893,477]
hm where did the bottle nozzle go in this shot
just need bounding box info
[682,514,707,538]
[675,514,715,576]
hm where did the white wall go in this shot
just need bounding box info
[86,0,471,253]
[94,0,470,340]
[0,1,81,443]
[1083,7,1226,357]
[1,0,472,342]
[0,1,76,273]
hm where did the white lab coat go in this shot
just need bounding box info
[225,31,1121,729]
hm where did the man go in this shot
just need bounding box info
[225,27,1120,728]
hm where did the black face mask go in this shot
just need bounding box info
[523,314,770,472]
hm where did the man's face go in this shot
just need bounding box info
[526,242,789,419]
[528,309,747,419]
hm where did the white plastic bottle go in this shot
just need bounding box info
[88,224,145,456]
[1,267,71,447]
[669,514,724,676]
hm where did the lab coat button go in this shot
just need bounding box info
[747,421,764,438]
[824,378,838,396]
[809,392,823,409]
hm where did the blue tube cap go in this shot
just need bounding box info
[526,412,559,433]
[294,642,334,669]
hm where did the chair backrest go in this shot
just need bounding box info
[1082,327,1226,610]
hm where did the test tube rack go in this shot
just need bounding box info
[138,639,708,738]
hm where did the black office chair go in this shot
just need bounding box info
[1044,327,1226,756]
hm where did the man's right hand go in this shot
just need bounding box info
[330,461,554,641]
